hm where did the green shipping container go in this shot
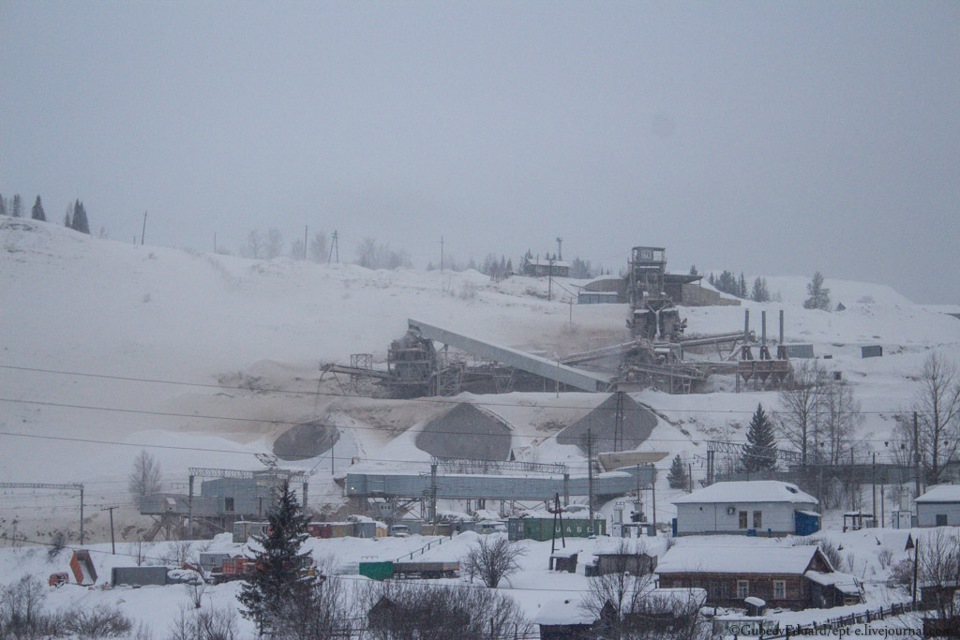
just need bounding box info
[508,517,606,542]
[359,561,395,581]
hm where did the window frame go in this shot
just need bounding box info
[773,580,786,599]
[737,580,749,598]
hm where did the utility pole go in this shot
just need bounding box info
[614,391,624,452]
[548,255,554,301]
[303,225,308,260]
[556,236,563,261]
[584,429,595,535]
[429,464,438,525]
[914,411,921,498]
[328,230,339,264]
[141,211,147,246]
[440,236,444,272]
[872,452,877,523]
[102,506,118,554]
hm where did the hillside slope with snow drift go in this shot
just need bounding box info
[2,217,960,543]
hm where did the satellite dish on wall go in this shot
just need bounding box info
[726,505,736,515]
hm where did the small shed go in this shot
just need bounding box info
[806,571,863,607]
[916,485,960,527]
[534,598,595,640]
[549,550,578,573]
[592,551,657,577]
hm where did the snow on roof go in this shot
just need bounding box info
[657,545,823,575]
[916,485,960,503]
[532,598,593,626]
[805,570,860,595]
[672,481,817,506]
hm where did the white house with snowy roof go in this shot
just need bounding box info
[916,485,960,527]
[671,481,819,537]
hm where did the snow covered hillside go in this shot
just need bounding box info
[2,217,960,543]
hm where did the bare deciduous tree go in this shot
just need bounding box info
[820,380,863,466]
[309,231,328,263]
[778,360,829,466]
[169,604,238,640]
[461,534,525,588]
[128,450,162,506]
[581,541,706,640]
[915,352,960,485]
[242,229,264,259]
[265,227,284,259]
[273,558,353,640]
[918,529,960,619]
[360,579,528,640]
[356,237,412,270]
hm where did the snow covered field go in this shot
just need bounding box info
[2,217,959,636]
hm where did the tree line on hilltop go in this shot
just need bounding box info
[1,192,92,235]
[704,266,833,311]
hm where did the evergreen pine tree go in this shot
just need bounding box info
[804,271,831,311]
[12,194,22,218]
[71,200,90,234]
[31,195,46,222]
[751,277,770,302]
[238,480,315,634]
[667,454,688,489]
[739,272,748,298]
[743,403,777,472]
[0,194,7,216]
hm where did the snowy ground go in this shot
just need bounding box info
[0,526,934,638]
[2,217,959,636]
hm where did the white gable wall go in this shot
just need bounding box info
[676,500,813,536]
[916,502,960,527]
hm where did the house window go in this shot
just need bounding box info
[709,582,719,599]
[737,580,749,598]
[720,582,730,599]
[739,511,748,529]
[225,497,235,512]
[753,511,763,529]
[936,514,948,526]
[773,580,786,599]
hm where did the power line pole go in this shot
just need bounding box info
[440,235,444,272]
[141,211,147,245]
[914,411,921,498]
[102,506,118,554]
[303,225,308,260]
[548,255,554,301]
[614,391,624,452]
[583,429,595,535]
[328,230,339,264]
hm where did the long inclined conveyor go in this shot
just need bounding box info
[408,319,614,392]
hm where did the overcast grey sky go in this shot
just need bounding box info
[2,2,958,303]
